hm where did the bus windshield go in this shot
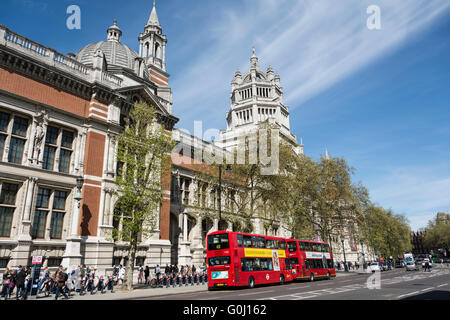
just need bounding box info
[287,241,297,253]
[208,233,230,251]
[208,256,231,266]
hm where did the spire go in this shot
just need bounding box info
[147,0,160,27]
[250,47,258,68]
[325,148,330,160]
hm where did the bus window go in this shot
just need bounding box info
[253,258,261,271]
[279,240,286,250]
[266,239,274,249]
[207,233,229,251]
[306,242,312,251]
[290,257,299,265]
[208,256,231,266]
[324,244,330,252]
[237,234,243,247]
[287,241,297,253]
[298,241,305,251]
[241,258,253,271]
[305,260,310,269]
[273,240,279,249]
[327,259,334,268]
[252,236,258,248]
[243,235,252,247]
[258,237,266,248]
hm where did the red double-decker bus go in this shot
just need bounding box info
[206,231,294,289]
[286,239,336,281]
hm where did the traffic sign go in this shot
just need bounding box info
[32,255,43,265]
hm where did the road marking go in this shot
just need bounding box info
[287,285,310,290]
[420,287,434,292]
[291,295,319,300]
[437,283,448,288]
[397,291,420,299]
[341,280,352,283]
[238,290,274,296]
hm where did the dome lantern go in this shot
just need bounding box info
[107,20,122,43]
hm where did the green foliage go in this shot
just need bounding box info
[112,101,175,290]
[423,212,450,251]
[361,205,412,258]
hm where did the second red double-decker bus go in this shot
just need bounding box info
[286,239,336,281]
[207,231,294,289]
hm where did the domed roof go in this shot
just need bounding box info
[75,21,138,71]
[76,41,138,71]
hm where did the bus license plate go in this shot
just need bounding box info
[216,283,224,286]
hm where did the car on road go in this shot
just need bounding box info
[394,261,403,268]
[368,262,381,272]
[405,262,419,271]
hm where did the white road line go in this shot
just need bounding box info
[287,285,310,290]
[341,280,352,283]
[420,287,434,292]
[437,283,448,288]
[397,291,420,299]
[291,295,320,300]
[238,290,274,296]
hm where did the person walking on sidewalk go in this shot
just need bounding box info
[144,266,150,285]
[1,268,11,300]
[155,265,161,283]
[118,265,125,285]
[15,265,26,300]
[138,265,144,284]
[55,267,69,300]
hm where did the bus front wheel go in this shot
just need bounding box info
[248,277,255,289]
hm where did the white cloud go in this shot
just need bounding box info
[369,165,450,230]
[170,0,450,131]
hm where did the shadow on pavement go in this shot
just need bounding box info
[401,290,450,300]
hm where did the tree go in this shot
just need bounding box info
[361,205,411,259]
[112,101,175,291]
[423,212,450,253]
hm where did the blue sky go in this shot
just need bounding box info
[1,0,449,230]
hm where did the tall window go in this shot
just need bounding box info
[42,125,74,173]
[0,182,19,237]
[32,188,68,239]
[32,188,50,239]
[0,111,30,164]
[50,190,67,239]
[180,178,190,205]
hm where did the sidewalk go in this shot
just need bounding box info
[33,283,208,301]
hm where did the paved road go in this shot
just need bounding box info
[134,267,450,300]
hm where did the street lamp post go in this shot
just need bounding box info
[360,239,366,270]
[341,238,348,272]
[217,164,231,231]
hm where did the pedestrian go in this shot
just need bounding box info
[15,265,26,300]
[138,265,144,284]
[55,267,69,300]
[155,265,161,283]
[1,268,11,300]
[144,266,150,285]
[164,264,170,275]
[118,264,125,284]
[192,265,196,274]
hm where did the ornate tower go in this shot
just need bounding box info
[137,0,172,110]
[217,49,303,154]
[138,1,169,83]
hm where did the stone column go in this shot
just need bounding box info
[178,211,192,266]
[19,177,37,241]
[62,186,83,269]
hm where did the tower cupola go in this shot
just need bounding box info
[107,20,122,42]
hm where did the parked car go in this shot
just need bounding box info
[394,261,403,268]
[406,262,419,271]
[368,262,381,272]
